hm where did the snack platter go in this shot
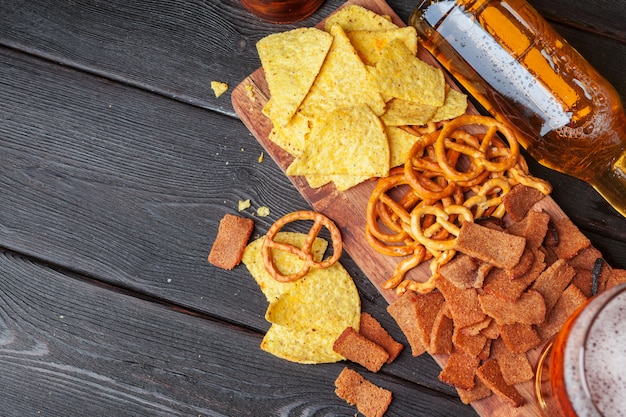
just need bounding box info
[231,0,606,415]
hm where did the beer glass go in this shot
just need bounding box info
[241,0,325,23]
[535,283,626,417]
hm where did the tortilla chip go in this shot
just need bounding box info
[267,112,311,156]
[381,98,437,127]
[261,261,360,364]
[241,232,328,302]
[373,38,445,106]
[324,4,398,32]
[257,28,332,127]
[210,81,228,98]
[429,88,468,122]
[386,126,420,168]
[265,262,360,329]
[346,26,418,66]
[305,173,372,191]
[262,324,344,364]
[286,105,389,177]
[299,24,386,119]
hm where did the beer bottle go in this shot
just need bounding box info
[410,0,626,217]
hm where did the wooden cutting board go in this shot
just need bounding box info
[232,1,578,415]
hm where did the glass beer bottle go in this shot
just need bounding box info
[409,0,626,217]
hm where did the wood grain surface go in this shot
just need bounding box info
[231,1,624,416]
[1,0,625,415]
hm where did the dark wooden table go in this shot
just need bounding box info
[1,1,625,416]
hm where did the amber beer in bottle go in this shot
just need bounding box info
[410,0,626,217]
[535,283,626,416]
[241,0,325,23]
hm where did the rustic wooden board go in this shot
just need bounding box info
[231,1,609,416]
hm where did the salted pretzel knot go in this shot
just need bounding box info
[410,204,474,251]
[262,210,342,282]
[435,115,520,182]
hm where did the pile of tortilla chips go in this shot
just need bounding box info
[256,5,467,191]
[242,232,361,364]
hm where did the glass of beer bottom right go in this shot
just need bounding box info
[535,283,626,417]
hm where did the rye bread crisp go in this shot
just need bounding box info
[334,367,392,417]
[208,214,254,270]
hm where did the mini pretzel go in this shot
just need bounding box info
[410,204,474,251]
[262,210,342,282]
[435,115,520,182]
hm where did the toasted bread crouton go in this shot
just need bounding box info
[359,312,403,364]
[456,221,526,269]
[208,214,254,270]
[334,368,392,417]
[476,359,525,408]
[333,327,389,373]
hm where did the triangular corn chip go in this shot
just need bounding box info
[324,4,398,32]
[286,105,389,177]
[257,28,332,127]
[374,38,445,106]
[346,26,418,66]
[298,24,386,119]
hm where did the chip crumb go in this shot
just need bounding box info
[238,199,251,211]
[245,84,256,101]
[257,206,270,217]
[258,152,264,163]
[211,81,229,98]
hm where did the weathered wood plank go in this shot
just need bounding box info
[0,249,474,416]
[0,44,467,402]
[0,0,623,113]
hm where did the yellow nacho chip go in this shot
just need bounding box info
[261,324,343,364]
[374,38,445,106]
[305,173,372,191]
[346,26,418,66]
[298,24,386,119]
[429,88,468,122]
[381,98,437,126]
[242,232,328,302]
[324,4,398,32]
[210,81,228,98]
[268,112,311,157]
[286,105,389,177]
[262,262,361,364]
[257,28,332,127]
[386,126,420,167]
